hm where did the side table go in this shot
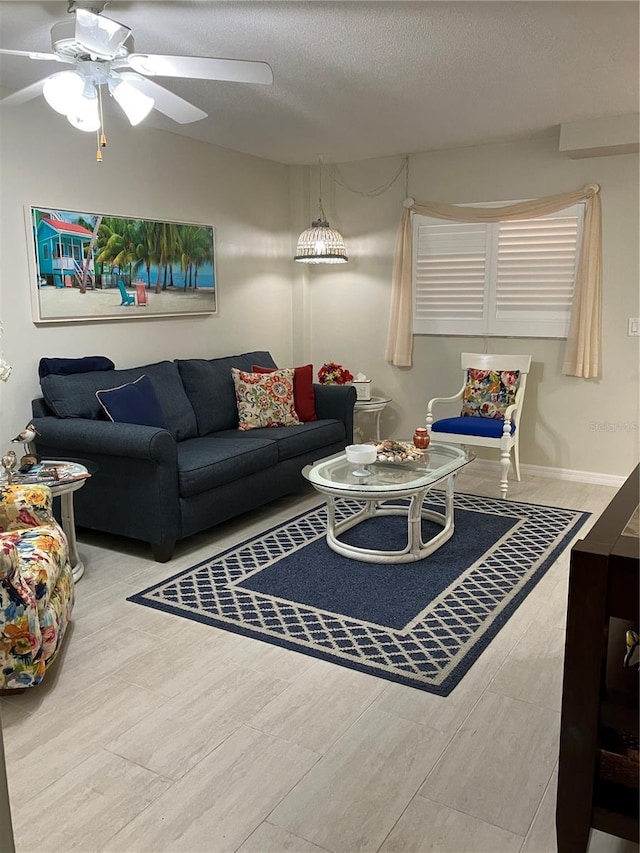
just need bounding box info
[354,396,391,442]
[49,476,88,583]
[11,460,91,583]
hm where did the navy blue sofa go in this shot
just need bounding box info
[31,351,355,561]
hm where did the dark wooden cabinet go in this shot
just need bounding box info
[557,465,639,852]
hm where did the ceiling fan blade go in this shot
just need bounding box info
[124,54,273,85]
[117,73,207,124]
[0,48,63,62]
[0,78,46,107]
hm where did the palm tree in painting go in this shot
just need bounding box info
[96,217,138,282]
[191,228,213,290]
[132,220,159,288]
[154,222,180,292]
[178,224,199,289]
[79,215,103,293]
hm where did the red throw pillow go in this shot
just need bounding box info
[252,363,317,422]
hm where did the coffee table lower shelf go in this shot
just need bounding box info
[303,443,472,564]
[324,476,455,563]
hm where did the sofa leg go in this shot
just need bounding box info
[151,541,175,562]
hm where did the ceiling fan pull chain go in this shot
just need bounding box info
[98,83,107,147]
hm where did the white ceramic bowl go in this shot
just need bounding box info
[345,444,377,465]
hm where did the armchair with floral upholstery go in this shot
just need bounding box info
[0,484,74,690]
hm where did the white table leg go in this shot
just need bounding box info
[58,490,84,582]
[373,410,382,441]
[325,475,457,563]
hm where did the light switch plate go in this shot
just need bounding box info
[628,318,640,336]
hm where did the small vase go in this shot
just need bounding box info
[413,428,430,449]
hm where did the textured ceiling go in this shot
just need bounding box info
[0,1,637,165]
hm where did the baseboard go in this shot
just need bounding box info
[468,458,627,488]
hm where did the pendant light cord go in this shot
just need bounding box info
[318,155,327,221]
[332,155,409,198]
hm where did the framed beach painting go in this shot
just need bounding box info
[26,205,216,323]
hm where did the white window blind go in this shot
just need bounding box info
[413,204,584,338]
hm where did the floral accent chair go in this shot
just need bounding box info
[0,484,74,689]
[426,353,532,498]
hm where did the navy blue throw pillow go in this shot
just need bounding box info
[95,375,168,429]
[39,356,115,378]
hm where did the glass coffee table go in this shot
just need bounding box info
[303,443,473,563]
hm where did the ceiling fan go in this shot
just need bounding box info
[0,1,273,157]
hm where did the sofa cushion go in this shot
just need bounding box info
[213,419,346,462]
[41,360,197,441]
[232,368,300,431]
[252,363,317,422]
[176,436,278,497]
[176,351,276,436]
[96,375,168,429]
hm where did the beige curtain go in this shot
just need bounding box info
[386,184,602,378]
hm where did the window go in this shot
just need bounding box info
[412,203,585,338]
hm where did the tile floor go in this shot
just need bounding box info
[1,469,638,853]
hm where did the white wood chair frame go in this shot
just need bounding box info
[426,352,532,498]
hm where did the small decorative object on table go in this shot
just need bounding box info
[352,372,372,400]
[11,460,90,486]
[318,361,353,385]
[413,427,430,449]
[1,450,17,484]
[12,422,40,456]
[345,443,377,477]
[375,439,425,463]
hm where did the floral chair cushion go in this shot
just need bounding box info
[1,485,74,689]
[3,525,69,615]
[461,369,521,419]
[0,484,54,530]
[232,367,301,431]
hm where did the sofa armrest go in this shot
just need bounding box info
[313,384,357,442]
[31,415,180,554]
[32,416,177,465]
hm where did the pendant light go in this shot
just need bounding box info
[295,156,348,264]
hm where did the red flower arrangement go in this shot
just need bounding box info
[317,361,354,385]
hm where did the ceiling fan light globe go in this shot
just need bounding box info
[42,70,83,114]
[66,93,100,132]
[111,80,154,126]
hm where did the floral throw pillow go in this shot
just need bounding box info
[232,367,301,431]
[461,369,520,419]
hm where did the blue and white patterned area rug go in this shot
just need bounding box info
[128,494,589,695]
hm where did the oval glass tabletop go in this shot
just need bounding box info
[304,442,473,493]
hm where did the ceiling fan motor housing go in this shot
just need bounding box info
[50,20,134,63]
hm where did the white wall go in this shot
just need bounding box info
[296,136,639,479]
[0,100,293,447]
[1,104,637,480]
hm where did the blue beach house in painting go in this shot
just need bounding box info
[36,215,95,287]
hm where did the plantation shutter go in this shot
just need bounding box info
[412,203,584,338]
[489,206,583,337]
[413,221,489,335]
